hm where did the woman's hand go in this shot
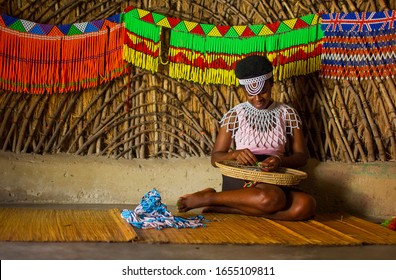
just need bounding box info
[258,156,282,172]
[234,149,257,166]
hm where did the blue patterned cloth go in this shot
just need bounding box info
[121,189,207,230]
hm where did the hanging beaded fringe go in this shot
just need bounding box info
[121,188,207,230]
[122,13,161,74]
[168,22,322,85]
[320,11,396,80]
[0,23,126,94]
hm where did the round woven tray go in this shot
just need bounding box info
[215,160,308,186]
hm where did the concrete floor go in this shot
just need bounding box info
[1,204,396,260]
[1,241,396,260]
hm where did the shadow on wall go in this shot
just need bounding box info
[301,160,348,214]
[300,159,395,219]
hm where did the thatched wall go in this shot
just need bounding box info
[0,0,395,163]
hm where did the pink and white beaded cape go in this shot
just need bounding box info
[219,101,301,156]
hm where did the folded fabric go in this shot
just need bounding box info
[121,188,207,230]
[381,217,396,231]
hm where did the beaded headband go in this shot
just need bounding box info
[238,72,273,96]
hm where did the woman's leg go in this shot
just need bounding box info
[177,185,316,221]
[177,183,287,216]
[260,190,316,220]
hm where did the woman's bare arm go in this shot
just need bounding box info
[211,126,258,167]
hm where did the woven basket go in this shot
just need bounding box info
[215,160,308,186]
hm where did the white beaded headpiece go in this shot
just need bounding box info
[238,72,273,96]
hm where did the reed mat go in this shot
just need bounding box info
[134,213,396,246]
[0,208,137,242]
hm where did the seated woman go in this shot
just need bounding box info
[177,55,316,221]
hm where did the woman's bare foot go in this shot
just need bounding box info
[177,188,216,212]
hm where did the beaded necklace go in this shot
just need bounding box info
[220,101,301,149]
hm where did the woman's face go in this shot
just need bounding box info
[244,80,273,110]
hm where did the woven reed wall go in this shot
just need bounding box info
[0,0,395,163]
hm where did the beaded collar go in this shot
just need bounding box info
[220,101,301,147]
